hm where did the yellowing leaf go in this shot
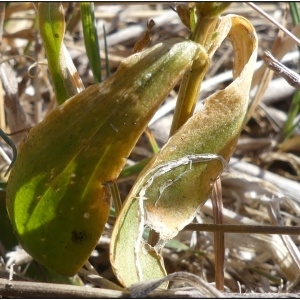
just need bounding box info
[6,38,205,276]
[110,15,258,287]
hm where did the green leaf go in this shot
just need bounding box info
[6,38,203,276]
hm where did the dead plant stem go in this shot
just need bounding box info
[211,177,224,291]
[185,223,300,235]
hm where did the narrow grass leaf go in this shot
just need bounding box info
[282,3,300,140]
[103,24,110,78]
[80,2,101,83]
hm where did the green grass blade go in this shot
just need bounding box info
[282,91,300,140]
[281,3,300,141]
[80,2,101,83]
[289,3,300,26]
[103,24,110,78]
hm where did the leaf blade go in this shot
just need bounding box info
[6,38,202,276]
[80,2,102,83]
[110,14,258,287]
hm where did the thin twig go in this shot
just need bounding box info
[263,51,300,89]
[184,223,300,235]
[0,277,127,298]
[247,2,300,47]
[1,276,299,298]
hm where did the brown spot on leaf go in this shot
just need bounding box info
[71,230,88,244]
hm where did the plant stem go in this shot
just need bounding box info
[169,14,217,136]
[211,177,224,291]
[169,53,209,135]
